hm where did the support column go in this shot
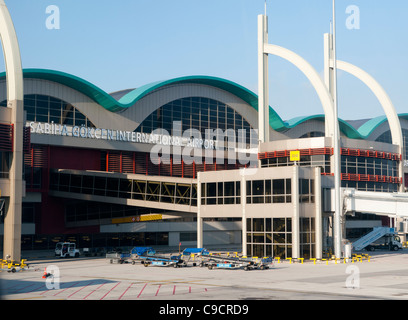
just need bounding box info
[315,167,323,260]
[196,173,203,248]
[241,172,247,256]
[0,0,24,262]
[3,99,23,261]
[331,0,342,259]
[292,165,300,259]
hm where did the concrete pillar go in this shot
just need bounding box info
[241,172,247,256]
[292,165,300,259]
[315,167,323,260]
[196,173,203,248]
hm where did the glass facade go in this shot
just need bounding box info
[341,154,399,192]
[12,232,169,251]
[246,217,292,259]
[261,150,400,193]
[299,132,325,138]
[261,154,331,175]
[1,94,95,127]
[376,129,408,160]
[201,181,241,205]
[0,151,10,178]
[300,217,315,259]
[299,179,315,203]
[64,201,165,223]
[135,97,257,147]
[341,155,398,176]
[50,170,198,207]
[246,179,292,204]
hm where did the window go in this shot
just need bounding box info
[0,94,95,128]
[180,232,197,242]
[245,179,292,204]
[135,97,257,148]
[246,218,292,259]
[201,181,240,205]
[0,152,10,178]
[341,154,400,192]
[299,179,315,203]
[260,154,331,174]
[49,171,197,206]
[300,218,316,259]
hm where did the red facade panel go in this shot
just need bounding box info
[50,146,101,171]
[0,123,13,152]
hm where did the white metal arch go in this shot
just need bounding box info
[0,0,24,261]
[0,0,23,101]
[335,60,404,192]
[336,60,403,149]
[264,43,337,138]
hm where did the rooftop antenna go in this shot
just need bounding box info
[264,0,267,16]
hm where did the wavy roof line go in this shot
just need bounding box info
[0,68,399,140]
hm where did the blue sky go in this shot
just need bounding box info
[2,0,407,122]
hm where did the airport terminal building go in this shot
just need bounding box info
[0,67,407,260]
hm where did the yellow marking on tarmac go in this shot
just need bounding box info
[15,296,46,300]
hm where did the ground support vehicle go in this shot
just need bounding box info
[140,254,185,268]
[365,234,403,251]
[201,254,269,271]
[106,249,131,264]
[352,227,403,252]
[130,247,156,265]
[55,242,80,258]
[205,256,254,271]
[250,257,274,270]
[181,248,210,267]
[1,259,29,273]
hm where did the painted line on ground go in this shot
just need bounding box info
[100,281,121,300]
[83,281,108,300]
[137,283,148,298]
[67,280,94,299]
[11,282,36,294]
[54,281,80,296]
[155,284,162,296]
[118,283,133,300]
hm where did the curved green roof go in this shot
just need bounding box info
[0,68,399,140]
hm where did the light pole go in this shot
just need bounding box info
[332,0,342,259]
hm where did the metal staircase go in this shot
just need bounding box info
[352,227,395,251]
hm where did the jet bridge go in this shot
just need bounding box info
[343,188,408,218]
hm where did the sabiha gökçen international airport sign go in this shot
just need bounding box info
[28,121,259,152]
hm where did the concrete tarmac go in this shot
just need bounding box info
[1,249,408,301]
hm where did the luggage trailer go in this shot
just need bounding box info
[130,247,185,267]
[140,254,186,268]
[200,254,273,271]
[139,248,208,268]
[107,247,156,264]
[129,247,156,265]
